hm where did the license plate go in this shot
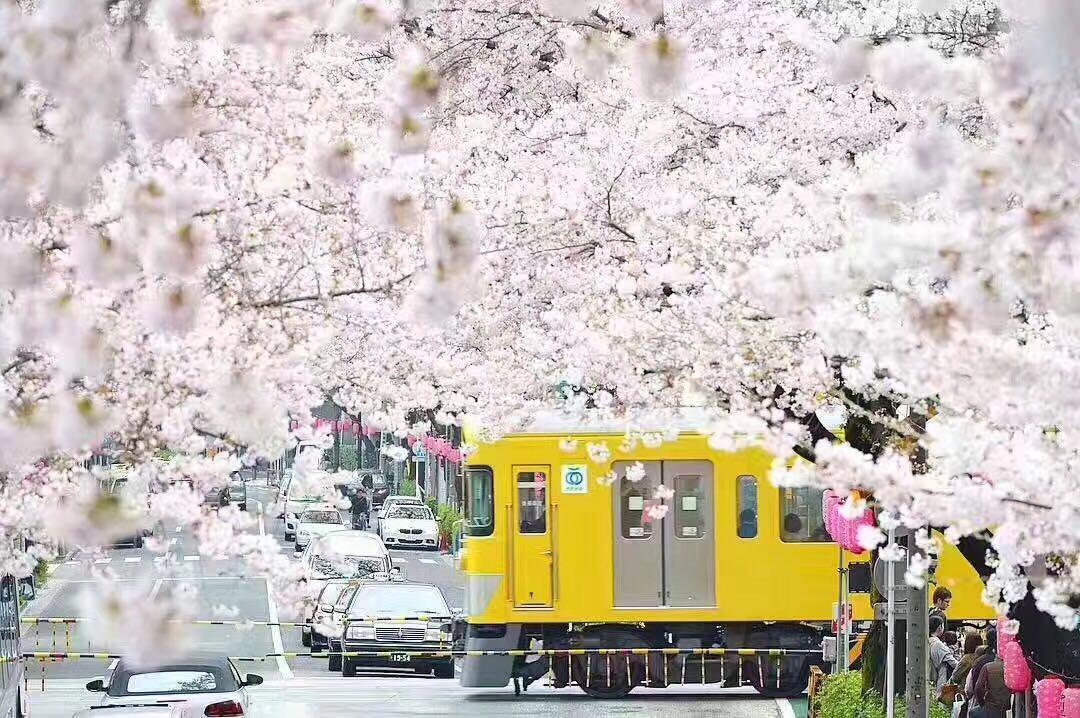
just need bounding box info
[389,653,411,663]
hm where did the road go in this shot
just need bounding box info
[22,478,799,717]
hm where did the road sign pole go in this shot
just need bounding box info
[905,529,929,718]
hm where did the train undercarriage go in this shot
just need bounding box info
[459,621,825,698]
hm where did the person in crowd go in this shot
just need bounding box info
[942,630,959,659]
[971,648,1010,718]
[930,586,953,623]
[930,615,960,693]
[964,628,998,711]
[951,630,984,692]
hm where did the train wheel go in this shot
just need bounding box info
[749,654,811,698]
[571,627,648,699]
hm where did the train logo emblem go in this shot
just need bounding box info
[561,465,588,494]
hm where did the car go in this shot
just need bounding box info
[279,470,331,541]
[294,505,347,553]
[85,655,263,717]
[370,476,392,508]
[376,495,424,521]
[303,578,357,650]
[202,485,228,509]
[225,474,247,511]
[378,503,439,550]
[72,706,184,718]
[340,581,455,678]
[300,531,394,584]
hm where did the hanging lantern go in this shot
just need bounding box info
[1036,677,1066,718]
[998,616,1018,648]
[1062,687,1080,718]
[1002,641,1032,692]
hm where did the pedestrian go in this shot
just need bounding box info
[930,615,959,695]
[930,586,953,624]
[971,649,1009,718]
[951,630,983,693]
[964,628,998,713]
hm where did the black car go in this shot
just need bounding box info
[370,476,392,508]
[339,581,455,678]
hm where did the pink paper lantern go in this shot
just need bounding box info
[998,616,1018,649]
[1002,641,1032,692]
[1037,677,1066,718]
[823,491,840,537]
[1062,688,1080,718]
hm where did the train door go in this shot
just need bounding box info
[612,461,715,608]
[613,461,663,606]
[663,461,715,607]
[511,466,553,607]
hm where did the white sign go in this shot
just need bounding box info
[561,465,588,495]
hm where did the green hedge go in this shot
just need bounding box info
[815,672,951,718]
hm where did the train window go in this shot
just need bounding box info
[779,487,831,543]
[620,483,652,539]
[736,475,758,539]
[517,471,547,534]
[465,467,494,537]
[673,475,705,539]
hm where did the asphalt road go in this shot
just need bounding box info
[22,477,797,718]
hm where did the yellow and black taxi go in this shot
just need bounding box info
[339,580,455,678]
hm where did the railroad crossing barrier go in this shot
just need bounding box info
[21,647,823,690]
[21,616,454,626]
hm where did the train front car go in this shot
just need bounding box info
[458,416,993,698]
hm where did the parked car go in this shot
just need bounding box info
[72,706,183,718]
[378,504,439,550]
[85,655,262,717]
[294,505,347,553]
[225,474,247,511]
[340,581,455,678]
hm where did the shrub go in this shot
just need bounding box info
[815,671,951,718]
[401,479,417,497]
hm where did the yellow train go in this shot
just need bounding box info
[457,417,993,697]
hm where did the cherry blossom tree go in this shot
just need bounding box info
[1,1,1078,673]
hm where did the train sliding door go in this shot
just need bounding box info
[511,466,553,607]
[612,460,715,608]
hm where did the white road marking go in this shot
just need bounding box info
[148,579,164,601]
[419,558,436,564]
[776,698,798,718]
[175,526,182,533]
[259,510,293,680]
[183,555,200,562]
[94,558,111,565]
[124,557,142,563]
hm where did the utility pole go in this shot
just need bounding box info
[905,529,929,718]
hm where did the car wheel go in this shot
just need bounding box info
[328,653,341,672]
[342,659,356,677]
[285,531,294,541]
[302,630,311,648]
[132,534,143,549]
[294,542,301,553]
[434,660,455,679]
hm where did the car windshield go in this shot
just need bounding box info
[347,584,449,618]
[116,669,232,695]
[389,506,432,520]
[312,554,385,579]
[301,510,341,524]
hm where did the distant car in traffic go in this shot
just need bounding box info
[378,504,439,550]
[376,495,424,521]
[84,655,262,717]
[370,476,392,508]
[294,505,347,553]
[300,531,394,583]
[340,581,455,678]
[225,474,247,511]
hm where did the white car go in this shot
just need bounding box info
[85,656,262,717]
[379,503,439,550]
[294,505,347,552]
[376,495,424,521]
[301,530,394,583]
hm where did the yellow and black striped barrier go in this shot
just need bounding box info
[21,616,453,627]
